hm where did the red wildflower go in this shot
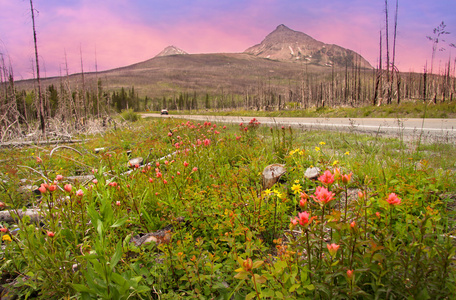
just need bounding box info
[46,231,55,237]
[290,217,298,225]
[0,227,7,233]
[347,269,354,279]
[312,186,335,205]
[386,193,401,205]
[327,243,340,257]
[55,175,63,181]
[64,184,72,192]
[318,170,335,185]
[38,184,47,194]
[76,189,84,197]
[298,211,310,225]
[341,173,352,185]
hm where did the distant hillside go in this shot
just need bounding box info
[14,25,374,99]
[245,24,372,69]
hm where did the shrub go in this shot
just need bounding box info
[120,108,139,122]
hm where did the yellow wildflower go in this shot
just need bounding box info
[319,142,326,145]
[289,149,299,156]
[299,150,305,155]
[263,189,273,196]
[276,192,283,199]
[345,151,350,155]
[294,180,300,184]
[315,147,320,152]
[2,235,12,243]
[333,160,339,166]
[291,184,302,195]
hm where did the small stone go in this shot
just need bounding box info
[128,157,144,168]
[262,164,286,189]
[94,147,105,154]
[305,167,321,180]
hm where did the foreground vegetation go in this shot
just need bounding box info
[1,117,456,299]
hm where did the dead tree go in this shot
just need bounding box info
[30,0,46,135]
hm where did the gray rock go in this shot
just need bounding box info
[262,164,286,189]
[94,147,105,153]
[304,167,321,180]
[128,157,144,168]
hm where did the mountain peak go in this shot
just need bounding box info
[275,24,291,31]
[155,46,188,58]
[244,25,372,69]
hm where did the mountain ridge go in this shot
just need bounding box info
[244,24,372,68]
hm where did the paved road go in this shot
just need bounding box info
[142,113,456,143]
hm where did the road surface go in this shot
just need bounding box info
[142,114,456,143]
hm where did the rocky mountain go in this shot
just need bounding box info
[245,24,372,69]
[154,45,188,57]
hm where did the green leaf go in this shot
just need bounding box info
[72,283,92,293]
[135,285,151,293]
[252,260,264,269]
[97,219,104,238]
[274,260,287,273]
[252,273,267,284]
[87,205,100,226]
[289,283,300,293]
[246,291,257,300]
[234,271,248,280]
[111,217,127,228]
[110,241,123,269]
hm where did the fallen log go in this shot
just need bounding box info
[0,139,83,149]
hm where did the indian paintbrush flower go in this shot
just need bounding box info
[298,211,310,225]
[312,186,335,205]
[341,173,352,185]
[318,170,334,185]
[38,184,47,194]
[64,184,72,192]
[327,243,340,257]
[386,193,401,205]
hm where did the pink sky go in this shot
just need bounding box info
[1,0,455,80]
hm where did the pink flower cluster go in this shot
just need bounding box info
[386,193,401,205]
[312,186,335,205]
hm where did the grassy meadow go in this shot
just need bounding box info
[1,116,456,299]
